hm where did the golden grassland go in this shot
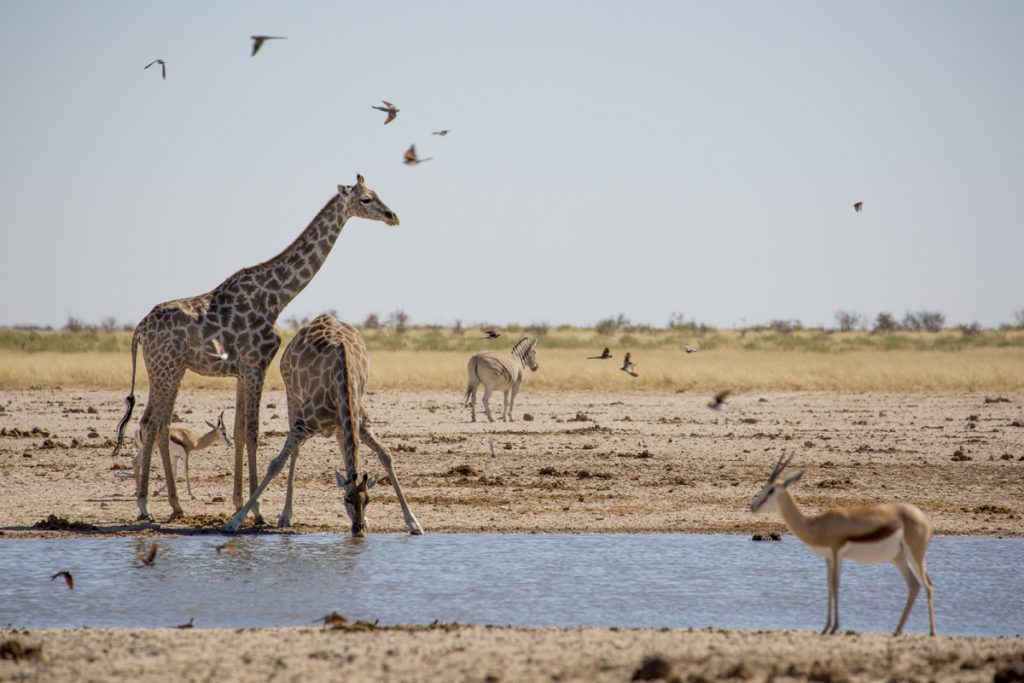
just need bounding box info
[2,326,1023,391]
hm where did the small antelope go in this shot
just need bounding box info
[750,454,936,635]
[132,412,232,499]
[464,337,538,422]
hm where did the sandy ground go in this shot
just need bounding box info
[1,389,1022,536]
[2,625,1022,683]
[3,389,1023,682]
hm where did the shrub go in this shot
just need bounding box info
[362,313,381,330]
[387,309,409,335]
[872,312,899,334]
[768,319,802,335]
[595,314,629,336]
[1013,309,1024,329]
[526,321,549,336]
[452,319,464,335]
[834,310,863,332]
[903,310,945,333]
[99,317,119,332]
[958,322,983,337]
[63,315,86,333]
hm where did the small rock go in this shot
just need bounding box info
[522,413,534,421]
[632,655,673,681]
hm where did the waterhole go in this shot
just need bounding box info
[1,534,1020,636]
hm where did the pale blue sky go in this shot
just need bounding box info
[1,1,1022,330]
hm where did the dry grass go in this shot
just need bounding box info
[2,346,1023,392]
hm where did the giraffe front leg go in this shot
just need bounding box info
[224,430,304,533]
[243,372,267,526]
[361,423,423,535]
[232,380,246,511]
[278,443,301,528]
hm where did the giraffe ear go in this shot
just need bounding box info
[338,184,351,197]
[335,468,351,488]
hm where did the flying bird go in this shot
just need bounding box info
[403,144,433,165]
[708,390,732,411]
[251,35,286,57]
[372,100,399,125]
[431,130,450,136]
[481,329,500,339]
[621,352,638,377]
[853,201,863,213]
[50,571,74,590]
[136,543,158,567]
[588,347,613,360]
[144,59,166,80]
[208,338,229,361]
[684,345,699,354]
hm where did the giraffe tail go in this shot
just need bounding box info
[111,328,141,457]
[336,343,360,479]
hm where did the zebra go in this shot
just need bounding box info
[464,337,539,422]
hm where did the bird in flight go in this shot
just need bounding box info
[251,35,286,57]
[144,59,166,80]
[708,390,732,411]
[621,352,638,377]
[136,543,158,567]
[50,571,74,590]
[684,344,699,354]
[588,347,613,360]
[372,100,399,125]
[207,338,229,361]
[403,144,432,165]
[482,329,500,340]
[853,201,864,213]
[431,130,450,136]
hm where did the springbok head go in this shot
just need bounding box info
[338,174,399,226]
[335,469,380,537]
[513,337,539,372]
[205,411,233,448]
[750,454,804,514]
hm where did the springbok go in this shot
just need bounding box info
[750,454,936,635]
[464,337,538,422]
[132,412,232,499]
[223,314,421,536]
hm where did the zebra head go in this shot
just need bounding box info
[338,174,400,226]
[513,337,539,372]
[335,469,380,537]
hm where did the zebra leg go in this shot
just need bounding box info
[501,390,510,422]
[482,386,495,422]
[508,383,521,421]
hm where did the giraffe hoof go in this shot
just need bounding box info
[137,513,155,523]
[277,517,291,529]
[253,515,267,527]
[167,510,184,522]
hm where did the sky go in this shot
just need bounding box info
[1,1,1022,331]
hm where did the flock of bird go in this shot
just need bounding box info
[143,35,448,167]
[478,330,732,410]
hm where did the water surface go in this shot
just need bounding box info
[1,534,1020,636]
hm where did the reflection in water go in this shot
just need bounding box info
[1,534,1021,636]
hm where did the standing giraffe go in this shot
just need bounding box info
[223,314,422,536]
[112,175,400,523]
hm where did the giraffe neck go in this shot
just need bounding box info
[216,194,352,320]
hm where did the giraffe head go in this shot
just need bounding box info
[338,174,399,226]
[335,469,380,537]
